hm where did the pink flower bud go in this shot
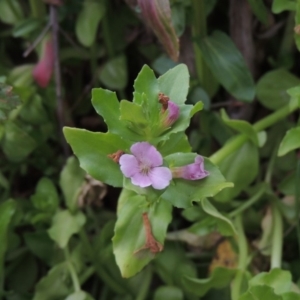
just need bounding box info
[171,155,209,180]
[165,101,179,126]
[32,37,54,88]
[158,93,180,127]
[137,0,179,61]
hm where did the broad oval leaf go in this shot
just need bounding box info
[154,286,183,300]
[215,141,259,202]
[197,31,255,102]
[48,210,86,248]
[60,157,85,212]
[256,69,300,110]
[272,0,296,13]
[162,153,233,208]
[63,127,130,187]
[278,127,300,156]
[157,64,190,104]
[112,189,172,278]
[182,267,236,297]
[99,55,128,90]
[200,199,236,236]
[75,0,105,47]
[247,0,269,24]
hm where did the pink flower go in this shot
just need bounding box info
[171,155,209,180]
[119,142,172,190]
[32,37,55,88]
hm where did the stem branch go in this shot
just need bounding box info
[270,204,283,269]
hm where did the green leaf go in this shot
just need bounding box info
[7,253,38,293]
[63,127,130,187]
[91,88,140,141]
[215,141,259,202]
[158,133,191,156]
[239,285,282,300]
[19,95,48,125]
[24,231,55,264]
[182,267,236,297]
[221,109,259,146]
[133,65,160,118]
[249,269,292,295]
[2,120,37,162]
[0,0,23,25]
[30,177,59,213]
[154,286,183,300]
[112,189,172,278]
[12,18,42,37]
[0,200,16,284]
[197,31,255,102]
[247,0,269,24]
[240,269,298,299]
[99,55,128,90]
[65,291,94,300]
[278,127,300,156]
[48,210,86,248]
[154,242,197,286]
[75,0,105,47]
[0,83,21,121]
[191,199,236,236]
[272,0,296,13]
[162,153,233,208]
[282,292,300,300]
[60,156,85,212]
[256,69,300,110]
[33,263,70,300]
[157,64,190,104]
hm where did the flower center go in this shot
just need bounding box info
[139,162,151,175]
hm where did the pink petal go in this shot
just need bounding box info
[130,142,162,167]
[182,156,209,180]
[131,172,152,188]
[149,166,172,190]
[119,154,139,177]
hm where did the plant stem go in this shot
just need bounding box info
[209,135,248,165]
[229,184,266,218]
[295,161,300,259]
[210,99,299,165]
[270,204,283,269]
[50,5,69,157]
[253,97,299,132]
[231,215,248,300]
[64,247,81,292]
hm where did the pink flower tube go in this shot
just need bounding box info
[32,37,55,88]
[171,155,209,180]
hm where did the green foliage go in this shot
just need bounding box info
[182,267,237,297]
[197,31,255,102]
[1,1,300,299]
